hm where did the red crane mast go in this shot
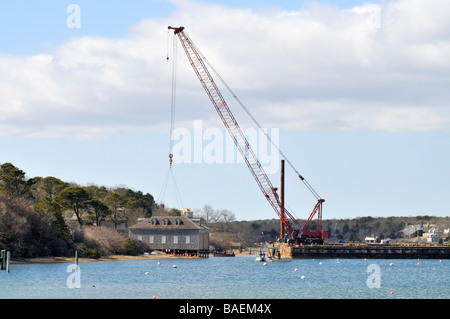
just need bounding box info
[168,26,327,244]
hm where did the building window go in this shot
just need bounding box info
[163,218,171,225]
[161,235,166,244]
[149,235,154,244]
[173,236,178,244]
[185,235,190,244]
[175,218,183,225]
[137,235,142,241]
[151,218,158,225]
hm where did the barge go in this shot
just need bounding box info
[269,242,450,259]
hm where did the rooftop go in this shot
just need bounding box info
[129,215,209,231]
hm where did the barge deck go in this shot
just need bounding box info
[269,243,450,259]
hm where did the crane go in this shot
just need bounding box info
[168,26,328,244]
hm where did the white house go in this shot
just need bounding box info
[365,236,377,243]
[427,234,439,243]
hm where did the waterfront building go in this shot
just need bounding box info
[128,208,210,257]
[365,236,377,243]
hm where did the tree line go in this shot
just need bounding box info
[0,162,154,229]
[0,162,156,258]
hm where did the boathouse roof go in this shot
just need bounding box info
[129,215,209,231]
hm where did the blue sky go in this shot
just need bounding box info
[0,0,449,221]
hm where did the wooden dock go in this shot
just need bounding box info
[269,243,450,259]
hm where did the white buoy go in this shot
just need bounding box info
[145,272,149,275]
[389,263,394,266]
[294,268,298,272]
[319,261,323,265]
[300,275,306,280]
[173,264,177,268]
[263,262,267,266]
[157,262,161,265]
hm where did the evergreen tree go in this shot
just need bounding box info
[54,187,90,226]
[0,162,34,198]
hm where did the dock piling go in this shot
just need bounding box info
[1,250,11,272]
[0,250,4,270]
[75,250,78,270]
[6,251,10,273]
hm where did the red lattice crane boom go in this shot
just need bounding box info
[168,26,327,243]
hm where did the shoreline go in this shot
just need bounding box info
[11,252,191,264]
[10,250,260,264]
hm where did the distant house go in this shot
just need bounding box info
[365,236,377,244]
[128,208,210,257]
[424,232,439,243]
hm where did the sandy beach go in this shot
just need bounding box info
[10,250,256,264]
[11,252,187,264]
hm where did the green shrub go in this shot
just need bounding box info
[78,243,101,259]
[123,238,140,256]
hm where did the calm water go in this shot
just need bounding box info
[0,255,448,299]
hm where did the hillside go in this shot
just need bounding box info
[0,162,152,258]
[209,216,450,248]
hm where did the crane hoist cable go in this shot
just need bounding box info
[157,32,184,210]
[157,167,184,210]
[157,31,183,209]
[168,32,178,168]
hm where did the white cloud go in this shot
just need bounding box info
[1,0,449,139]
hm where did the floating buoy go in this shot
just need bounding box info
[145,272,149,275]
[300,275,306,280]
[390,291,394,295]
[263,262,267,266]
[294,268,298,272]
[157,262,161,265]
[153,295,157,299]
[417,263,420,266]
[319,261,323,265]
[389,263,394,267]
[173,264,177,268]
